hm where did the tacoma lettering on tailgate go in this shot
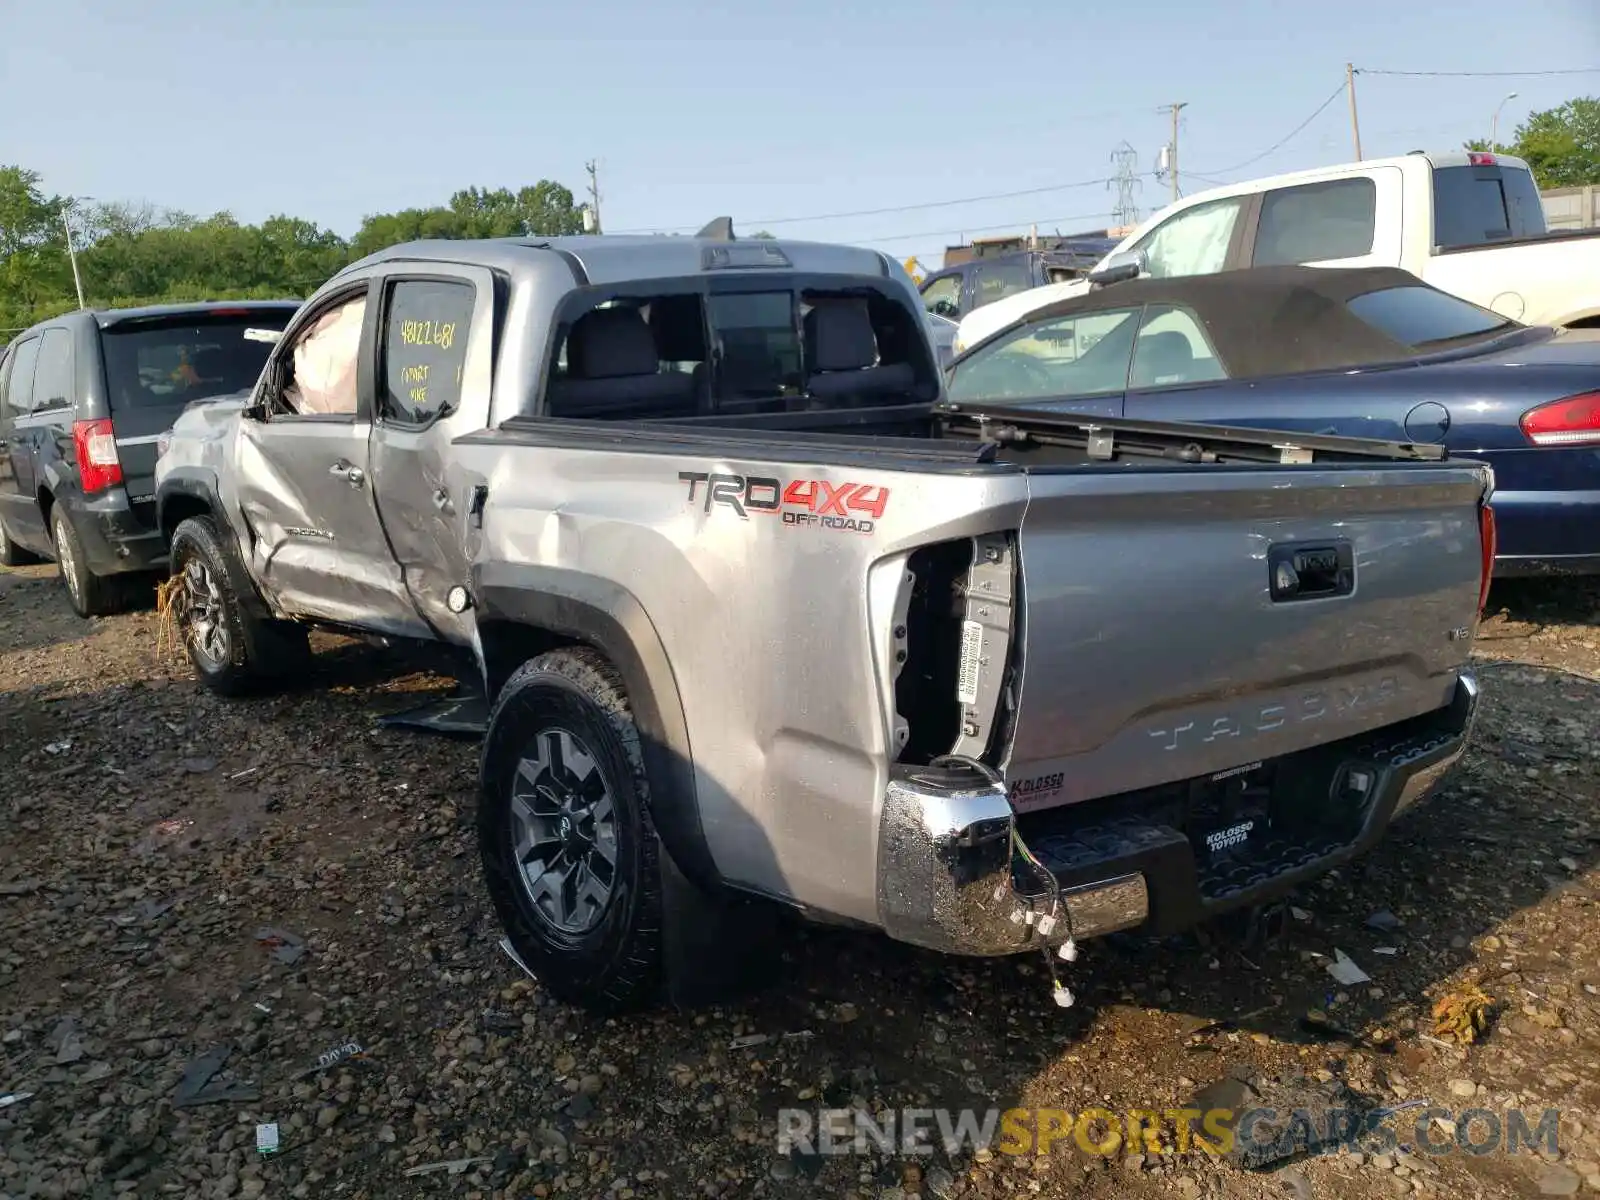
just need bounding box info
[678,471,889,535]
[1147,676,1401,752]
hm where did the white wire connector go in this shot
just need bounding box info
[1035,912,1058,938]
[1058,937,1079,962]
[1052,984,1075,1008]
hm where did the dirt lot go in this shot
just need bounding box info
[2,561,1599,1200]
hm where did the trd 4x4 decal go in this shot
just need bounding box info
[678,471,890,535]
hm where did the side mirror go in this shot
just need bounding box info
[1087,249,1146,288]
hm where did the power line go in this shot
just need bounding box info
[608,176,1123,235]
[1187,81,1349,178]
[860,211,1118,247]
[1357,66,1600,77]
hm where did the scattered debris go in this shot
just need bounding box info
[1372,946,1400,956]
[498,935,537,981]
[729,1034,770,1050]
[256,1123,281,1155]
[173,1045,261,1108]
[1189,1070,1374,1169]
[254,927,306,966]
[1432,985,1494,1045]
[1325,949,1371,986]
[43,740,72,755]
[1289,906,1312,922]
[403,1156,493,1177]
[49,1017,84,1065]
[0,1092,34,1109]
[297,1040,368,1078]
[1365,910,1404,933]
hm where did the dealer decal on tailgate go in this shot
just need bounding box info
[678,471,889,535]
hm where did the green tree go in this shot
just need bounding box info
[1,167,588,339]
[1467,96,1600,187]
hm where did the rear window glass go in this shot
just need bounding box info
[101,314,291,409]
[1346,285,1513,348]
[970,261,1033,308]
[708,292,802,402]
[1431,166,1547,248]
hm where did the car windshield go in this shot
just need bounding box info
[101,312,291,409]
[1345,285,1515,350]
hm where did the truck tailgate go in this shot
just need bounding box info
[1005,462,1489,812]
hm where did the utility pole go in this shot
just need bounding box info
[584,160,602,234]
[1346,63,1363,160]
[1160,103,1187,203]
[62,203,86,310]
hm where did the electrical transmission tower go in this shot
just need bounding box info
[1109,142,1142,228]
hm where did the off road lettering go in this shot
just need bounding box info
[679,471,890,535]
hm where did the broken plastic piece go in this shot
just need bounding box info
[256,1123,280,1155]
[404,1156,493,1177]
[174,1045,261,1108]
[297,1040,367,1079]
[1326,949,1371,986]
[1289,906,1312,922]
[1365,909,1404,933]
[254,928,306,966]
[728,1034,770,1050]
[0,1092,34,1109]
[498,936,537,981]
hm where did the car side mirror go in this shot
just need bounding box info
[1087,249,1146,288]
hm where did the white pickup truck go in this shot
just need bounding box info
[954,150,1600,354]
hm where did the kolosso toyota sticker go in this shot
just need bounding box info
[679,471,889,535]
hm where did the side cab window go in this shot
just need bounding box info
[31,329,74,414]
[270,291,369,418]
[1127,196,1246,279]
[378,279,476,427]
[1252,177,1377,266]
[920,273,963,319]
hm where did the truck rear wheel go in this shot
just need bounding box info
[168,514,310,696]
[478,647,664,1013]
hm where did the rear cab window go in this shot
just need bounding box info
[1431,164,1547,249]
[100,310,293,412]
[1346,285,1514,349]
[968,261,1034,309]
[544,276,938,420]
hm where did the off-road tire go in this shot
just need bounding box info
[52,507,123,618]
[168,514,311,696]
[0,518,39,567]
[479,647,664,1013]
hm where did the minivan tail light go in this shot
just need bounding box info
[72,418,123,493]
[1478,502,1497,616]
[1519,391,1600,446]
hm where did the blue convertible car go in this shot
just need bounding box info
[944,265,1600,576]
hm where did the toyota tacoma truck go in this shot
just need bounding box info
[155,231,1493,1012]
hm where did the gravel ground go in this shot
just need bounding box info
[2,562,1599,1200]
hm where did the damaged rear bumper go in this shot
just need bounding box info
[875,670,1478,957]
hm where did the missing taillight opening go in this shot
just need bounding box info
[1519,391,1600,447]
[72,419,123,493]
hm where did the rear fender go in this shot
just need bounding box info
[472,565,716,891]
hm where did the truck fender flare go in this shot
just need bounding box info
[472,567,719,892]
[156,469,224,540]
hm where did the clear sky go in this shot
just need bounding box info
[3,0,1596,268]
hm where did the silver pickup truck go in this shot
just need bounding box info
[156,232,1494,1012]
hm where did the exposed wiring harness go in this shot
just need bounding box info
[931,754,1079,1006]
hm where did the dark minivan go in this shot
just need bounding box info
[0,301,299,615]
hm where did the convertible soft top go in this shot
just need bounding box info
[1011,264,1519,378]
